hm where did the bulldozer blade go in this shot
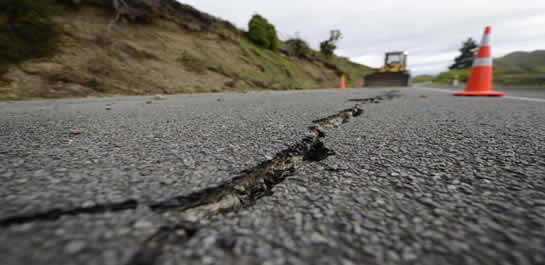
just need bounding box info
[364,72,410,87]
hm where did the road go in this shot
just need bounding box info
[1,87,544,265]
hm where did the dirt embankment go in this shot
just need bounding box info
[0,0,372,100]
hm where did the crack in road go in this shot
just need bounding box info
[0,200,138,227]
[125,221,200,265]
[125,105,366,265]
[0,91,401,264]
[126,91,400,265]
[150,106,362,220]
[347,90,400,104]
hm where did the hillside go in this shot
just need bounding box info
[494,50,545,74]
[492,50,545,86]
[427,50,545,87]
[0,0,372,100]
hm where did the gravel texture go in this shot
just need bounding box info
[1,88,544,265]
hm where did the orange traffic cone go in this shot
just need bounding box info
[339,75,346,90]
[455,26,504,97]
[359,80,363,88]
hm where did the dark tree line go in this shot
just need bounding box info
[449,38,478,70]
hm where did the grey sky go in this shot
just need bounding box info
[181,0,545,75]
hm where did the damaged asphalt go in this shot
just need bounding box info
[1,88,544,265]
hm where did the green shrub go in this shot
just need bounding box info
[285,38,312,58]
[320,41,336,57]
[0,0,62,74]
[248,14,279,50]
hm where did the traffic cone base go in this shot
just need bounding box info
[454,26,504,97]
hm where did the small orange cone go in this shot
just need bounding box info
[339,75,346,90]
[359,80,363,88]
[455,26,504,97]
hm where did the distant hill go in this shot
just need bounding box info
[494,50,545,74]
[429,50,545,87]
[493,50,545,86]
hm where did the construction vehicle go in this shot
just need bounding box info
[364,51,410,87]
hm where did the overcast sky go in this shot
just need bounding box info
[181,0,545,75]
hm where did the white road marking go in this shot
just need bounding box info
[503,96,545,103]
[414,87,545,103]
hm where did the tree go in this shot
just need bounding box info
[320,30,343,57]
[329,30,342,43]
[449,38,478,70]
[319,41,336,57]
[248,14,279,50]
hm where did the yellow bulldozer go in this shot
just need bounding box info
[364,51,411,87]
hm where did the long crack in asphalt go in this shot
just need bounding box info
[0,91,401,264]
[126,91,400,265]
[126,221,200,265]
[0,200,138,227]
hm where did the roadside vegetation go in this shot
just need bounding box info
[320,30,342,57]
[449,38,477,70]
[0,0,62,75]
[493,74,545,87]
[0,0,372,100]
[433,68,471,84]
[411,75,434,83]
[248,14,279,51]
[284,38,313,59]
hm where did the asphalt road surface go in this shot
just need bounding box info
[1,87,544,265]
[414,82,545,100]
